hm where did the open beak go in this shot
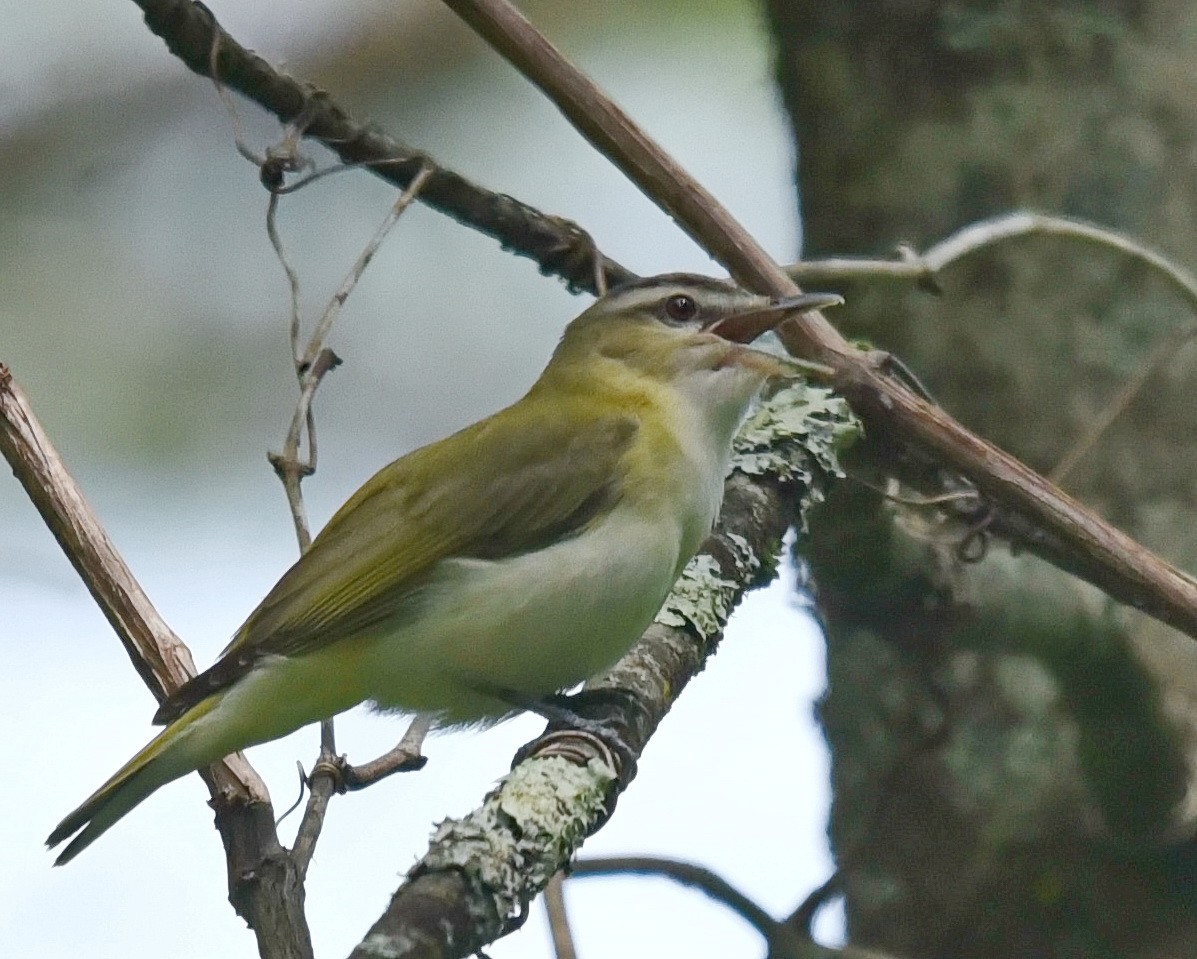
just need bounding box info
[704,291,844,344]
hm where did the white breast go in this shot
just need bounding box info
[362,502,685,725]
[361,362,759,727]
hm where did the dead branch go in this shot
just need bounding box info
[789,211,1197,484]
[132,0,634,295]
[788,211,1197,313]
[0,364,315,959]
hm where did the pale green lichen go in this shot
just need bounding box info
[733,381,858,481]
[654,383,858,637]
[732,381,860,530]
[416,755,616,930]
[655,555,739,635]
[357,931,423,958]
[656,531,760,636]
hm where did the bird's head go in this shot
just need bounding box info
[542,273,841,413]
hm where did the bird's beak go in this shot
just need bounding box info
[705,292,844,344]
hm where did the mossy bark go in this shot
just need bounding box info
[765,2,1197,955]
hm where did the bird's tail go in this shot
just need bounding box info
[47,696,222,865]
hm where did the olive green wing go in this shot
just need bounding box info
[153,405,637,723]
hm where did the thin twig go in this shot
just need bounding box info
[569,857,813,959]
[276,762,311,828]
[134,0,634,294]
[267,346,342,551]
[779,874,911,959]
[543,873,578,959]
[853,478,981,512]
[790,211,1197,485]
[266,167,433,550]
[265,191,303,367]
[570,857,778,942]
[788,211,1197,308]
[439,0,1197,646]
[341,715,432,791]
[301,163,435,370]
[784,873,842,938]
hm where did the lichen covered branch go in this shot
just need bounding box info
[348,384,858,959]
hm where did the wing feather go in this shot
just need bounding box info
[153,402,637,723]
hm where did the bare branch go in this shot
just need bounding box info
[543,873,578,959]
[267,164,432,548]
[130,0,633,295]
[265,192,304,367]
[923,211,1197,306]
[784,874,842,941]
[0,364,323,956]
[569,857,790,951]
[566,858,910,959]
[789,210,1197,301]
[302,164,434,370]
[341,715,432,792]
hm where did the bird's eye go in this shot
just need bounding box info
[663,294,699,323]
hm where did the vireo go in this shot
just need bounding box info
[48,274,840,864]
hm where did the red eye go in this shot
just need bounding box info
[664,294,698,323]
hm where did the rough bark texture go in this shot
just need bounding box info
[766,2,1197,956]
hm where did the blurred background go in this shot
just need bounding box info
[1,1,838,957]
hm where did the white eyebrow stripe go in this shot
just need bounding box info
[590,275,745,317]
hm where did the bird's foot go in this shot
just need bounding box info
[464,680,641,782]
[517,688,641,784]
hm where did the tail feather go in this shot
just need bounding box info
[48,697,219,865]
[50,644,365,864]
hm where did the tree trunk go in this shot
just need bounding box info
[766,2,1197,956]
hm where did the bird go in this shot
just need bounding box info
[47,273,840,864]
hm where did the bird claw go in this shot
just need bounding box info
[520,689,641,784]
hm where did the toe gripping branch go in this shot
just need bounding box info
[516,688,648,824]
